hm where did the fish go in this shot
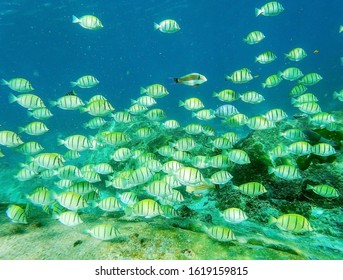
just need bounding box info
[306,184,339,198]
[28,108,53,120]
[172,137,197,151]
[280,67,304,81]
[111,147,132,162]
[246,116,275,130]
[179,97,205,111]
[313,49,319,54]
[163,120,180,129]
[268,165,301,180]
[298,73,323,86]
[221,208,248,224]
[290,84,307,97]
[174,73,207,87]
[0,130,24,147]
[86,224,120,240]
[174,166,205,186]
[240,91,265,104]
[132,95,157,107]
[140,84,169,98]
[295,102,321,114]
[71,75,99,88]
[227,149,251,164]
[1,77,34,93]
[269,214,312,233]
[145,108,166,121]
[281,129,306,141]
[57,134,91,152]
[291,93,318,105]
[223,113,248,126]
[96,197,122,212]
[243,30,265,44]
[127,166,154,187]
[50,95,85,110]
[255,50,277,64]
[255,1,284,17]
[205,225,236,242]
[311,143,336,156]
[225,68,253,84]
[18,121,49,136]
[54,211,83,226]
[83,117,107,129]
[6,204,28,224]
[154,19,180,33]
[210,170,233,185]
[185,181,215,195]
[72,15,103,30]
[130,199,163,218]
[213,89,239,102]
[145,180,173,198]
[192,109,216,121]
[264,108,288,122]
[214,104,239,118]
[233,182,267,197]
[118,192,139,206]
[339,25,343,33]
[9,93,45,110]
[92,163,114,175]
[55,191,88,211]
[32,152,65,169]
[285,47,307,61]
[26,188,53,206]
[81,99,115,116]
[288,141,312,155]
[184,123,203,135]
[262,73,282,88]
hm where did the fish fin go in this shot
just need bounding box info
[49,100,57,107]
[255,8,262,17]
[1,79,9,85]
[57,138,64,146]
[8,93,17,103]
[268,216,277,225]
[153,22,160,30]
[72,15,80,23]
[224,75,231,81]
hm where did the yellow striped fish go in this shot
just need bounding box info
[96,197,122,212]
[9,93,45,109]
[306,184,339,198]
[269,214,312,233]
[55,191,88,210]
[1,78,34,93]
[58,134,91,151]
[0,130,24,147]
[71,75,99,88]
[72,15,103,30]
[174,166,205,186]
[127,166,154,187]
[255,1,284,17]
[50,95,85,110]
[28,108,53,120]
[154,19,180,33]
[311,143,336,156]
[268,165,301,180]
[285,48,307,61]
[179,97,205,111]
[54,211,83,226]
[225,68,253,84]
[26,188,53,206]
[221,208,248,224]
[32,152,65,169]
[205,225,236,242]
[233,182,267,197]
[280,67,304,81]
[262,73,282,88]
[6,205,28,224]
[131,199,163,218]
[81,99,115,116]
[140,84,169,98]
[298,73,323,86]
[18,121,49,136]
[243,30,265,44]
[255,50,277,64]
[86,224,120,241]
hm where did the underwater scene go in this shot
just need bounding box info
[0,0,342,260]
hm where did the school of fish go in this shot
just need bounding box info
[0,1,342,243]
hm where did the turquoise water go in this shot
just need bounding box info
[0,0,342,260]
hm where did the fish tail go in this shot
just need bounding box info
[72,15,80,23]
[70,81,78,87]
[153,22,160,30]
[139,87,146,94]
[173,78,179,83]
[224,75,231,81]
[268,216,277,225]
[333,91,338,99]
[18,126,25,134]
[268,167,274,174]
[262,83,266,88]
[291,98,297,104]
[8,93,17,103]
[306,184,313,191]
[178,100,184,107]
[1,79,9,86]
[255,8,262,17]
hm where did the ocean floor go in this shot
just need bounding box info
[1,202,342,260]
